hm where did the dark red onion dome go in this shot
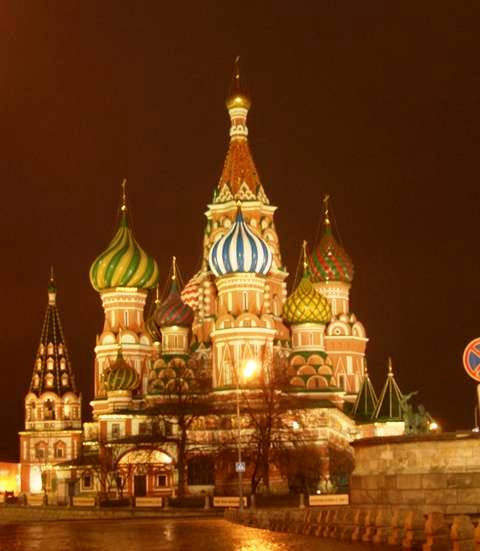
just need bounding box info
[104,351,139,392]
[309,195,354,283]
[155,278,194,328]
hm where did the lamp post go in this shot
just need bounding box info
[235,359,257,511]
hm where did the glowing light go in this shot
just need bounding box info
[243,360,258,380]
[30,465,43,494]
[292,421,300,430]
[472,426,479,433]
[429,421,440,432]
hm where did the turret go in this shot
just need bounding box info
[19,272,82,496]
[89,181,159,413]
[209,206,276,393]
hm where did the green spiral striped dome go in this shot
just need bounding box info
[284,272,331,325]
[104,352,140,392]
[90,211,159,292]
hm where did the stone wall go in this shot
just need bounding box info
[351,433,480,514]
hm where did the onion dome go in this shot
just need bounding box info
[155,257,194,328]
[181,270,202,311]
[284,245,331,325]
[208,207,272,277]
[104,350,140,392]
[89,180,159,292]
[309,195,354,283]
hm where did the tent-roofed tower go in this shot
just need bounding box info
[190,59,289,349]
[89,180,159,417]
[310,195,368,401]
[373,358,404,421]
[352,364,378,422]
[19,272,82,497]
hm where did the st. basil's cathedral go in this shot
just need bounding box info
[19,67,407,502]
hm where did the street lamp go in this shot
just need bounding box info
[236,359,258,511]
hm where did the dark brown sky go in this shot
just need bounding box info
[1,2,479,460]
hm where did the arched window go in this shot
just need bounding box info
[44,399,55,420]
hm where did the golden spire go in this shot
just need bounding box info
[302,240,308,272]
[121,178,127,212]
[50,265,54,282]
[172,256,177,281]
[154,284,160,305]
[323,194,331,225]
[388,356,393,374]
[226,56,251,111]
[364,360,368,377]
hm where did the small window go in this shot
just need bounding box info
[55,446,64,458]
[35,446,46,460]
[155,474,167,487]
[111,424,121,439]
[138,422,147,435]
[82,474,92,489]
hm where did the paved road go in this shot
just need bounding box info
[0,518,372,551]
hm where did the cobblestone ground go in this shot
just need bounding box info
[0,518,373,551]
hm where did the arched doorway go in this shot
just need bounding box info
[118,449,173,497]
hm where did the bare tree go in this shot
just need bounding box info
[146,363,211,497]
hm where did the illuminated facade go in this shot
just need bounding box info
[19,67,405,501]
[19,276,82,497]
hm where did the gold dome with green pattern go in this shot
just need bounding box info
[89,185,159,292]
[283,272,331,325]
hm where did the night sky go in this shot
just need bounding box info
[1,2,479,461]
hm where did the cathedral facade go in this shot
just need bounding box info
[19,69,405,502]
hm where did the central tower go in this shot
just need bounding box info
[185,60,289,358]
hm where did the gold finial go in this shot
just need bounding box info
[155,284,160,305]
[172,256,177,281]
[388,357,393,374]
[323,194,330,225]
[50,265,54,282]
[226,56,251,110]
[234,55,241,87]
[302,240,308,272]
[121,178,127,212]
[364,360,368,376]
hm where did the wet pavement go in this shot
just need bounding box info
[0,518,374,551]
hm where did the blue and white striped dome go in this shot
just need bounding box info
[209,210,273,277]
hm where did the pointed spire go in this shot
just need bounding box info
[214,59,269,205]
[323,194,331,226]
[226,56,251,113]
[172,256,177,281]
[121,178,127,213]
[302,240,308,272]
[30,276,78,397]
[373,357,404,421]
[352,361,378,422]
[48,267,56,305]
